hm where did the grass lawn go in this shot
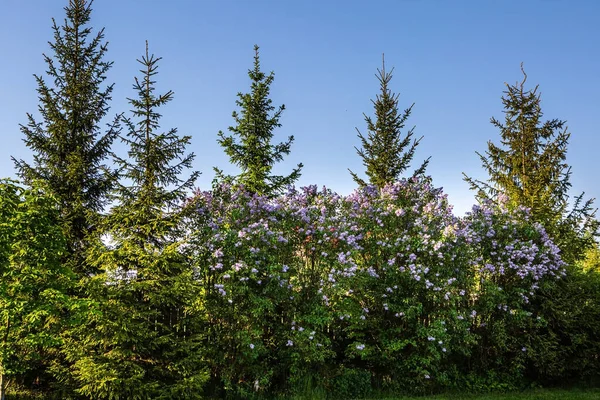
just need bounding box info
[376,388,600,400]
[8,387,600,399]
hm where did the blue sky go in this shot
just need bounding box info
[0,0,598,215]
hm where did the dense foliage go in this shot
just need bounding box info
[462,65,600,390]
[2,1,599,399]
[186,180,567,397]
[0,180,71,400]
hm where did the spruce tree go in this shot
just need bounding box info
[13,0,119,274]
[349,55,429,188]
[216,45,302,196]
[66,43,204,399]
[463,64,598,264]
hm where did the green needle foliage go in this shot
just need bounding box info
[216,45,302,196]
[581,243,600,273]
[67,43,205,399]
[463,64,597,264]
[350,55,429,188]
[0,180,72,400]
[13,0,119,275]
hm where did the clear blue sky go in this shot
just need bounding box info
[1,0,598,215]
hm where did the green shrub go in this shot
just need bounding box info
[328,368,372,399]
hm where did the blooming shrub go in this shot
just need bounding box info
[451,200,565,389]
[326,178,468,392]
[188,184,341,396]
[185,178,566,397]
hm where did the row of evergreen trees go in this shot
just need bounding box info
[1,0,599,399]
[11,0,437,284]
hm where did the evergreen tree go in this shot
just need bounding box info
[349,55,429,188]
[216,45,302,196]
[13,0,119,274]
[463,64,597,264]
[66,43,205,399]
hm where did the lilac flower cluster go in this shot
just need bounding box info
[461,200,565,293]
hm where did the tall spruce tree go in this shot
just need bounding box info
[349,55,429,188]
[13,0,119,274]
[463,65,598,264]
[216,45,302,196]
[64,42,204,399]
[66,43,204,399]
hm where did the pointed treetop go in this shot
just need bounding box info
[463,64,598,264]
[215,45,302,196]
[113,41,199,226]
[349,54,429,189]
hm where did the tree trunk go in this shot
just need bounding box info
[0,371,6,400]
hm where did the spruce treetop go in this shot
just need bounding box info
[464,64,598,263]
[13,0,119,270]
[111,41,199,244]
[350,54,429,189]
[464,65,573,220]
[216,45,302,196]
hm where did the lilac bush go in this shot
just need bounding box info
[184,177,565,396]
[454,199,565,388]
[324,177,470,391]
[187,184,342,395]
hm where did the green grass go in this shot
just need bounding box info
[374,388,600,400]
[8,387,600,400]
[287,388,600,400]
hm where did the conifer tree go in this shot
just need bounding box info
[216,45,302,196]
[463,65,598,264]
[349,55,429,188]
[13,0,119,274]
[67,43,204,399]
